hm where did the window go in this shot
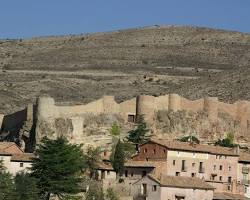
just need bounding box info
[219,155,222,159]
[153,149,156,154]
[228,166,231,171]
[192,163,195,167]
[228,185,231,191]
[219,165,223,170]
[228,176,232,183]
[163,149,166,153]
[128,114,135,123]
[216,155,218,159]
[213,165,216,170]
[173,160,176,165]
[176,172,180,176]
[245,186,248,193]
[131,172,134,177]
[144,148,147,153]
[142,184,147,195]
[219,176,222,181]
[125,170,128,177]
[175,195,185,200]
[181,160,186,171]
[191,173,196,177]
[152,185,157,191]
[20,163,23,167]
[199,162,204,173]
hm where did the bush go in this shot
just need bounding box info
[106,188,119,200]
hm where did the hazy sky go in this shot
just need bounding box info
[0,0,249,39]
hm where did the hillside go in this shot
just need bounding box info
[0,25,250,114]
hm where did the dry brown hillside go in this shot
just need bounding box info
[0,25,250,114]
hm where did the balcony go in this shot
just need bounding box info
[199,167,205,173]
[242,166,249,174]
[242,179,250,185]
[181,166,187,172]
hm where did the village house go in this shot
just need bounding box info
[131,139,245,197]
[132,174,215,200]
[238,151,250,198]
[0,142,34,175]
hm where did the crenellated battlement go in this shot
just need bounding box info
[2,93,250,148]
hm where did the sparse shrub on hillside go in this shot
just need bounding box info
[178,135,200,144]
[109,122,121,137]
[85,181,105,200]
[106,188,119,200]
[215,132,237,147]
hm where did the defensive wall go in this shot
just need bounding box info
[1,93,250,146]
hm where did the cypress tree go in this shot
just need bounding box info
[111,139,125,177]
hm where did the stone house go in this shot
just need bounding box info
[0,142,34,175]
[132,139,243,195]
[132,174,214,200]
[238,151,250,198]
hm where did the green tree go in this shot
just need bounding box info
[215,133,237,147]
[14,172,39,200]
[127,115,150,147]
[0,161,15,200]
[85,146,102,179]
[121,142,136,160]
[106,188,119,200]
[31,137,86,200]
[109,122,121,137]
[111,139,125,177]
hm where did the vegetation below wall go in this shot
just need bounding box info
[155,110,243,142]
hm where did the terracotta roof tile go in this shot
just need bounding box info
[214,192,249,200]
[239,151,250,163]
[149,139,238,156]
[97,162,114,171]
[0,142,23,155]
[11,153,35,162]
[125,161,156,168]
[148,174,215,190]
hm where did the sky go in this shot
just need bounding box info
[0,0,250,39]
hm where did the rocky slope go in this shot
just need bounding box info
[0,25,250,114]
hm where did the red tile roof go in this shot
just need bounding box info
[0,142,23,155]
[239,151,250,163]
[125,161,156,168]
[213,192,249,200]
[148,174,215,190]
[148,139,238,156]
[11,153,35,162]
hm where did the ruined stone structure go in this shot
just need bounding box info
[1,94,250,151]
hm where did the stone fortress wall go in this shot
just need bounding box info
[1,94,250,149]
